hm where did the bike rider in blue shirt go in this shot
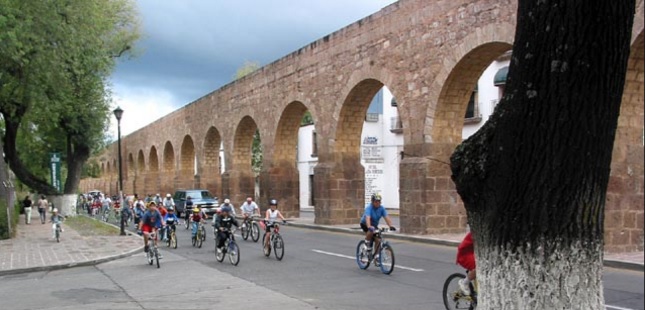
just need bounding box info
[360,194,396,252]
[162,207,179,241]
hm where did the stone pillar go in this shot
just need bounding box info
[313,161,362,225]
[202,173,221,198]
[145,171,160,196]
[50,194,78,216]
[399,143,467,235]
[221,169,254,204]
[259,164,300,218]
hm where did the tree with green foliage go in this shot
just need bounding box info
[0,0,140,195]
[234,61,260,80]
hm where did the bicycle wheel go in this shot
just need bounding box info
[197,230,203,248]
[171,231,177,249]
[443,273,473,310]
[166,230,171,247]
[216,243,225,262]
[241,224,250,240]
[192,235,196,247]
[56,228,60,243]
[184,218,189,230]
[251,223,260,242]
[355,240,371,270]
[262,233,271,257]
[273,235,284,261]
[155,249,160,268]
[201,226,206,241]
[147,251,153,265]
[228,242,240,266]
[379,243,395,275]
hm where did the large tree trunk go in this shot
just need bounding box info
[450,1,636,309]
[1,117,58,195]
[63,135,90,194]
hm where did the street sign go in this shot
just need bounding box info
[50,152,61,192]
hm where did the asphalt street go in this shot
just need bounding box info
[1,220,642,310]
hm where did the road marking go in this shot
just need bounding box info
[606,305,637,310]
[311,249,424,272]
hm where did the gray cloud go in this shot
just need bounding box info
[111,0,398,107]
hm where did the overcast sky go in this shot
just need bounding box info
[109,0,398,135]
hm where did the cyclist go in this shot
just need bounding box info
[360,193,396,252]
[184,196,194,224]
[456,231,476,296]
[101,195,112,219]
[190,206,206,240]
[162,193,175,211]
[133,196,146,227]
[240,197,260,222]
[214,205,239,255]
[139,202,164,253]
[263,199,286,248]
[50,208,64,239]
[220,198,236,216]
[162,207,179,241]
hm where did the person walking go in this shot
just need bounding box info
[37,195,49,224]
[22,195,33,224]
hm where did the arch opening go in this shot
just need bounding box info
[203,127,223,197]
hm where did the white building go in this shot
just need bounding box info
[297,56,510,210]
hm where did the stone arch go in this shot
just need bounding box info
[163,141,175,172]
[127,153,135,176]
[274,101,311,165]
[232,116,259,171]
[179,135,196,189]
[107,161,112,176]
[429,42,513,145]
[605,29,644,252]
[149,146,159,172]
[137,150,145,173]
[101,162,106,176]
[335,79,384,163]
[226,115,260,203]
[203,126,222,196]
[423,23,516,143]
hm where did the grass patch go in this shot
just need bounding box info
[64,215,120,236]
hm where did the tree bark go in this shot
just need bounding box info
[1,116,58,195]
[450,1,635,309]
[63,135,90,194]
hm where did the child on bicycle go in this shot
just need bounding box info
[190,206,206,239]
[456,231,476,296]
[139,202,164,253]
[263,199,286,248]
[162,207,179,241]
[213,206,239,254]
[50,208,64,239]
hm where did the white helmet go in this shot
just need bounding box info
[166,193,171,198]
[53,208,59,213]
[224,198,230,204]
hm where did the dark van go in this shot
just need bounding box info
[173,189,219,217]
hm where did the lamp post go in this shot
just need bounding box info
[113,107,125,236]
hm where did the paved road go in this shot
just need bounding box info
[1,220,642,310]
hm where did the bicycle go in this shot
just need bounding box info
[165,223,178,249]
[215,228,240,266]
[192,221,204,248]
[146,231,161,268]
[101,207,110,222]
[443,271,477,310]
[240,215,261,242]
[262,220,286,261]
[184,214,191,230]
[355,227,395,275]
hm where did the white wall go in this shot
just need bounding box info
[462,59,509,139]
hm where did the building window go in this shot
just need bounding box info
[391,97,397,107]
[311,131,318,157]
[464,87,482,124]
[365,113,379,122]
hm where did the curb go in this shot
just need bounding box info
[287,221,644,272]
[0,215,144,277]
[0,245,143,277]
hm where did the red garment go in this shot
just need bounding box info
[191,213,203,222]
[159,206,168,217]
[456,232,476,270]
[141,224,156,234]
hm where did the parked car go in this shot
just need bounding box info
[173,189,219,217]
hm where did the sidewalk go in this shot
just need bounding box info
[291,209,644,272]
[0,210,142,276]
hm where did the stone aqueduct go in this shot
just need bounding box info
[81,0,645,252]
